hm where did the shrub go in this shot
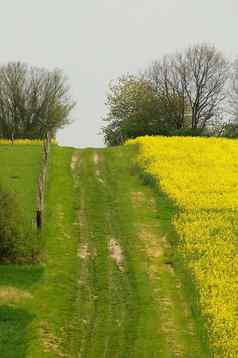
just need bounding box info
[0,185,38,262]
[222,123,238,138]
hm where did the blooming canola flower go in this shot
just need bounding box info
[0,139,57,145]
[127,136,238,357]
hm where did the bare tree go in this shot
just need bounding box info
[145,56,187,129]
[177,44,229,129]
[229,59,238,121]
[0,63,28,141]
[0,62,75,140]
[145,44,229,131]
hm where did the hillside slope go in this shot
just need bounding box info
[0,144,210,357]
[68,145,209,357]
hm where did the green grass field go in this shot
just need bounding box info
[0,144,210,357]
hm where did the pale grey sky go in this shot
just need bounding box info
[0,0,237,147]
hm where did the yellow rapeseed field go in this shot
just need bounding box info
[0,139,57,145]
[0,139,43,145]
[127,136,238,357]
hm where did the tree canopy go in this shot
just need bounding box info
[102,75,189,146]
[103,43,230,145]
[0,62,75,140]
[103,76,162,145]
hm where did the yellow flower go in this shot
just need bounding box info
[0,138,57,145]
[127,136,238,356]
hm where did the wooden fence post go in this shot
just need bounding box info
[36,133,50,230]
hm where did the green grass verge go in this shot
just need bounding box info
[0,145,79,357]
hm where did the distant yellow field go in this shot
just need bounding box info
[127,136,238,357]
[0,139,57,145]
[0,139,43,145]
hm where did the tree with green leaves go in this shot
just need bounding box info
[102,75,185,145]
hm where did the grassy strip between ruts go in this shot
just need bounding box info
[0,145,79,357]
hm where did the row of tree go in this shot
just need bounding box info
[103,43,238,146]
[0,62,75,141]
